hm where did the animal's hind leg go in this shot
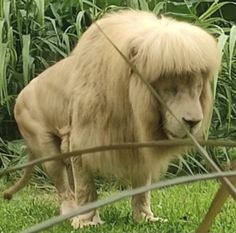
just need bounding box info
[23,129,76,215]
[42,159,76,215]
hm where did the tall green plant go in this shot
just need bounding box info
[0,0,236,170]
[0,0,96,137]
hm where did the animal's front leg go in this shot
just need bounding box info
[70,156,104,229]
[132,175,167,223]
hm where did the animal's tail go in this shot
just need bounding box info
[3,126,71,200]
[3,153,34,200]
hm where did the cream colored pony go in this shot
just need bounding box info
[3,10,221,228]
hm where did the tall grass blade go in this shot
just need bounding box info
[0,19,7,107]
[3,0,10,28]
[46,17,60,43]
[128,0,139,9]
[35,0,45,27]
[199,1,228,21]
[139,0,149,11]
[0,19,3,43]
[153,2,165,15]
[75,10,86,38]
[62,33,70,54]
[0,0,3,19]
[0,43,8,110]
[222,83,232,131]
[214,33,228,99]
[204,32,228,139]
[80,0,102,11]
[22,35,31,86]
[7,26,13,48]
[229,25,236,79]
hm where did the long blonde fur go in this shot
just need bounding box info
[3,10,221,227]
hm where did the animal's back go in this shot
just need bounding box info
[14,56,77,137]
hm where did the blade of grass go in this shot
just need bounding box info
[128,0,139,9]
[0,0,3,19]
[199,1,229,21]
[45,17,60,44]
[214,33,228,99]
[3,0,10,28]
[0,43,7,105]
[75,10,86,38]
[179,157,194,175]
[22,34,31,85]
[222,83,232,131]
[35,0,45,27]
[0,19,4,45]
[139,0,149,11]
[229,25,236,79]
[36,37,67,57]
[152,2,166,15]
[80,0,102,11]
[204,31,228,138]
[49,3,62,27]
[0,18,7,108]
[62,33,70,54]
[7,26,13,48]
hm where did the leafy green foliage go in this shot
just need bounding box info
[0,0,93,119]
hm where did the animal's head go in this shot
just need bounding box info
[73,11,221,140]
[153,72,207,139]
[127,13,221,139]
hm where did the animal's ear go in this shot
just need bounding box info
[128,46,138,61]
[128,45,139,75]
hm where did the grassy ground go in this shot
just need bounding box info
[0,180,235,233]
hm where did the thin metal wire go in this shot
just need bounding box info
[1,139,236,178]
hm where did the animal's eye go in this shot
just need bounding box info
[164,85,178,95]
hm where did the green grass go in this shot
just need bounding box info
[0,181,236,233]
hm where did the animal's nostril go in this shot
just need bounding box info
[182,118,201,128]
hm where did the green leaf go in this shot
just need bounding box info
[139,0,149,11]
[153,2,166,15]
[75,10,86,38]
[199,1,229,21]
[128,0,139,9]
[22,34,31,86]
[3,0,10,28]
[35,0,45,27]
[229,25,236,79]
[214,33,228,99]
